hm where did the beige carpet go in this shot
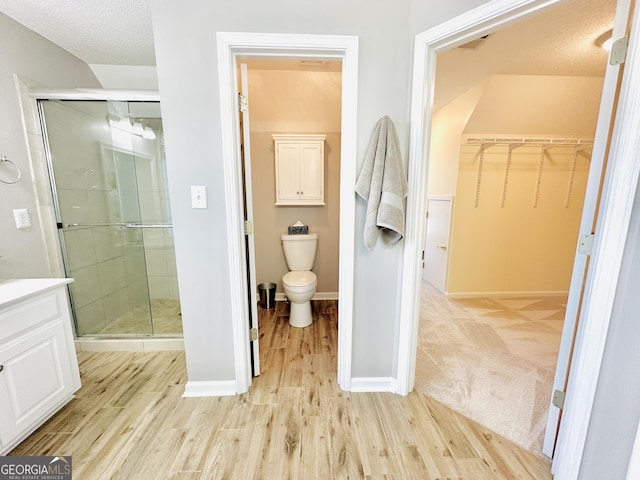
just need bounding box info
[414,281,565,456]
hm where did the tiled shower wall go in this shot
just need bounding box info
[42,101,178,334]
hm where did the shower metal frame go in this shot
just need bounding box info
[33,89,176,338]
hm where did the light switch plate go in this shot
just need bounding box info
[191,185,207,209]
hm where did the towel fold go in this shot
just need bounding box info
[355,116,408,250]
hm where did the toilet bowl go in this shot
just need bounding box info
[281,233,318,328]
[282,271,317,328]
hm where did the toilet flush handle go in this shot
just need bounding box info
[436,245,447,250]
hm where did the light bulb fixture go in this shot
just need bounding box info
[132,122,144,136]
[108,117,156,140]
[143,127,156,140]
[596,29,613,51]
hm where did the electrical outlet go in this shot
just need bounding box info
[13,208,31,229]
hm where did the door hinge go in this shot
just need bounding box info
[552,389,565,409]
[250,327,258,341]
[244,220,253,235]
[238,94,248,113]
[610,36,629,66]
[578,233,594,255]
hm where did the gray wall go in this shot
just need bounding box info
[579,178,640,477]
[0,13,100,278]
[150,0,417,382]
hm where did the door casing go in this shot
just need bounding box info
[399,0,640,477]
[216,32,359,394]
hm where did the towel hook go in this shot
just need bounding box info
[0,156,22,184]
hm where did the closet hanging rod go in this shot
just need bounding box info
[466,137,593,147]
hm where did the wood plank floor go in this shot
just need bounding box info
[9,300,552,479]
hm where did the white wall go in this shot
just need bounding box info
[0,13,100,279]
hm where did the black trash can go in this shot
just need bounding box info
[258,282,276,309]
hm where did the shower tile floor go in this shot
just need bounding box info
[91,299,183,336]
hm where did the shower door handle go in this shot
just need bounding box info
[125,224,173,228]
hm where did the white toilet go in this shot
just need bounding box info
[281,233,318,328]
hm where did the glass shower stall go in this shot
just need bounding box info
[39,98,182,337]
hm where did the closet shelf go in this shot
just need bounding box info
[465,137,593,149]
[466,136,594,209]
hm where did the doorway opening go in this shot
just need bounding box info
[414,0,614,456]
[236,57,343,380]
[216,32,358,394]
[398,0,636,474]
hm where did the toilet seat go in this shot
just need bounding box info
[282,271,317,289]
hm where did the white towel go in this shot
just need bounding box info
[355,116,408,250]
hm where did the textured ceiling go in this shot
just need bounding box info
[0,0,155,65]
[0,0,616,86]
[434,0,616,110]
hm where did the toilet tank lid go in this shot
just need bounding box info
[280,233,318,241]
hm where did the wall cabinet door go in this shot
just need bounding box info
[274,134,325,206]
[299,143,324,202]
[0,319,75,447]
[276,143,303,202]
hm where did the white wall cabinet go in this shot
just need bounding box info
[0,279,80,455]
[273,134,326,206]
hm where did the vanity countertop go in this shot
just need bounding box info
[0,278,73,308]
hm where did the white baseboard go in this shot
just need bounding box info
[350,377,397,393]
[274,291,339,302]
[75,337,184,352]
[182,380,237,397]
[313,292,339,300]
[445,290,569,299]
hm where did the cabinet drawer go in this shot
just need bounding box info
[0,291,61,340]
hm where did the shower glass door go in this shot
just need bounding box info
[39,99,182,337]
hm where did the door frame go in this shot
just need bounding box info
[216,32,358,393]
[396,0,567,397]
[397,0,640,476]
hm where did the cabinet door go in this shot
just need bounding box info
[299,143,324,203]
[0,320,74,446]
[275,143,301,203]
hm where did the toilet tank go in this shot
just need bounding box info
[281,233,318,271]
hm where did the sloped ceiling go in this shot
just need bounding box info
[434,0,616,111]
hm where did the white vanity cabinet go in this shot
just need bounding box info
[0,279,80,455]
[273,134,326,206]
